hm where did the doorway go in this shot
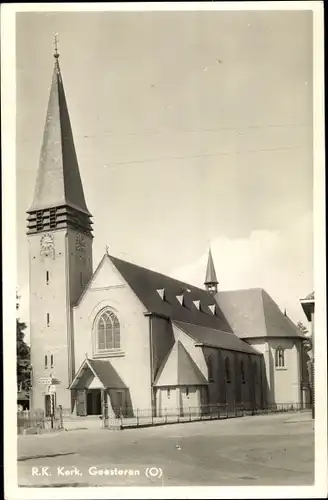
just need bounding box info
[86,389,101,415]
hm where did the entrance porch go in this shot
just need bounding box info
[69,358,131,418]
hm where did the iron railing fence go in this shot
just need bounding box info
[102,401,312,429]
[17,407,64,434]
[17,401,312,433]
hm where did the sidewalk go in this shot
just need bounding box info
[283,410,313,424]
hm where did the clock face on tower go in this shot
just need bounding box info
[76,233,86,253]
[40,233,54,252]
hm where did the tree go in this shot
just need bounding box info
[297,321,312,353]
[16,293,31,392]
[297,320,314,409]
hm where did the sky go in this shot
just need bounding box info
[16,9,314,340]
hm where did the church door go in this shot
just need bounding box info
[76,390,87,416]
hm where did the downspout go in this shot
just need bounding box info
[147,313,154,413]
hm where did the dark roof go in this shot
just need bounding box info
[216,288,306,339]
[69,358,127,390]
[173,321,260,355]
[154,341,208,386]
[108,255,232,332]
[28,58,90,216]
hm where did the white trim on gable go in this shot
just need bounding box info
[88,375,104,389]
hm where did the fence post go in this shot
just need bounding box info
[151,407,154,425]
[136,408,139,427]
[120,407,123,428]
[189,407,191,422]
[165,407,167,424]
[177,407,180,423]
[59,405,63,430]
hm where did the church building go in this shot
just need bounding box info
[27,50,310,419]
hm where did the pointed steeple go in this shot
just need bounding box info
[204,247,218,295]
[27,39,92,234]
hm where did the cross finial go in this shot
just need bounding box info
[105,245,110,255]
[53,32,59,59]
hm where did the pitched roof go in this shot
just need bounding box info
[300,291,315,321]
[108,255,233,332]
[205,247,218,285]
[28,56,91,216]
[302,291,315,301]
[173,321,260,355]
[69,358,127,390]
[154,341,207,387]
[216,288,306,339]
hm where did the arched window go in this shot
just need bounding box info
[207,355,214,382]
[96,310,120,351]
[225,357,231,383]
[240,360,245,384]
[275,347,285,368]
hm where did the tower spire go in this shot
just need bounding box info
[27,38,92,235]
[204,247,219,295]
[53,32,59,59]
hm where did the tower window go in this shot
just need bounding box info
[275,347,285,368]
[50,354,54,368]
[45,355,48,369]
[96,309,120,351]
[46,313,50,327]
[167,388,171,399]
[36,211,44,231]
[46,271,49,285]
[49,208,57,228]
[186,387,189,398]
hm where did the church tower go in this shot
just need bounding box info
[27,42,93,412]
[204,247,219,295]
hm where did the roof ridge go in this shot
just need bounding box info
[108,254,212,295]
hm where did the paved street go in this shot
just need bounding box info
[17,411,314,487]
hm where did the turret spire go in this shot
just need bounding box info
[204,247,219,295]
[53,32,59,59]
[27,39,92,235]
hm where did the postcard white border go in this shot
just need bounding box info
[1,2,326,499]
